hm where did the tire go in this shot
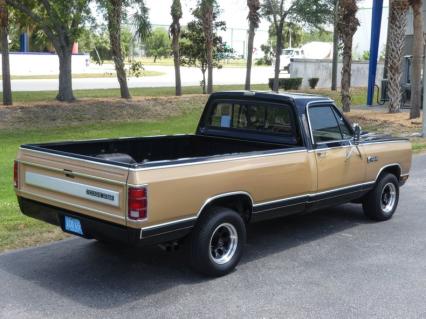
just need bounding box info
[188,206,246,277]
[362,173,400,221]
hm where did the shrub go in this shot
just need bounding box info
[308,77,319,89]
[268,77,303,90]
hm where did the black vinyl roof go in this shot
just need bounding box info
[210,91,333,114]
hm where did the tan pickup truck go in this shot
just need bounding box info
[14,91,412,276]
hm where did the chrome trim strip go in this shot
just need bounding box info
[196,191,255,217]
[25,171,120,207]
[21,147,308,172]
[17,190,126,221]
[133,149,308,171]
[142,216,197,232]
[375,163,402,181]
[253,181,375,208]
[18,160,126,185]
[361,140,410,146]
[140,216,197,239]
[20,147,130,171]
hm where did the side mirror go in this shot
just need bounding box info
[353,123,361,145]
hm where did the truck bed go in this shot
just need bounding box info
[22,134,289,167]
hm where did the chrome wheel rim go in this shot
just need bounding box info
[209,223,238,265]
[381,182,397,214]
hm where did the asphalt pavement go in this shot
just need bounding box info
[0,154,425,319]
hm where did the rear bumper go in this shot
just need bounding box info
[17,197,190,246]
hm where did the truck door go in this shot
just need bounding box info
[307,104,367,203]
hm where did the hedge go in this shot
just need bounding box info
[268,77,303,90]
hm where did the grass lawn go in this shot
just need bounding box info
[10,70,164,80]
[2,84,371,104]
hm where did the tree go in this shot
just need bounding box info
[337,0,359,112]
[0,0,12,105]
[145,28,171,62]
[180,13,232,94]
[261,0,333,92]
[99,0,150,99]
[7,0,92,102]
[199,0,215,94]
[331,0,339,91]
[387,0,409,113]
[245,0,261,90]
[409,0,423,119]
[170,0,182,96]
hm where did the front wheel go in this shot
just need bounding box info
[363,173,400,221]
[188,207,246,277]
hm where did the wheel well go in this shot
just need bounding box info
[198,194,253,223]
[379,165,401,180]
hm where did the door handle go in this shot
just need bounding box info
[316,151,327,158]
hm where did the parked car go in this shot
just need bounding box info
[14,91,412,276]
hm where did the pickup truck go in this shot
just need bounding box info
[14,91,412,276]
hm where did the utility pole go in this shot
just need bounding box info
[331,0,339,91]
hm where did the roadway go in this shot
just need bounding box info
[4,65,279,91]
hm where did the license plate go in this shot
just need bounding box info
[64,216,83,235]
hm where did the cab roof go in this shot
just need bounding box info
[210,91,333,114]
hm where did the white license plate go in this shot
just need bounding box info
[64,216,83,235]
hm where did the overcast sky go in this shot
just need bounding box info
[145,0,385,31]
[145,0,270,31]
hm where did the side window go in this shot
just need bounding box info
[309,106,342,143]
[332,108,353,140]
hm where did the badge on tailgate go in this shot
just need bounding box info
[25,171,120,207]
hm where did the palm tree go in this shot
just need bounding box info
[245,0,261,91]
[100,0,150,99]
[200,0,214,94]
[337,0,359,112]
[409,0,423,119]
[0,0,12,105]
[170,0,182,96]
[387,0,409,113]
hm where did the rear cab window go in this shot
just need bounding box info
[201,100,301,145]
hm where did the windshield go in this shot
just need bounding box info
[282,49,294,56]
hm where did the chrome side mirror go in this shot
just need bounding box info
[353,123,361,145]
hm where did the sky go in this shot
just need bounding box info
[144,0,390,57]
[146,0,270,31]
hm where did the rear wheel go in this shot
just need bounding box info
[188,207,246,277]
[363,173,399,221]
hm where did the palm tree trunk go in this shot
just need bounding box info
[107,0,131,99]
[172,37,182,96]
[273,24,283,92]
[387,0,409,113]
[245,25,255,90]
[409,0,423,119]
[206,32,213,94]
[341,37,353,112]
[201,0,214,94]
[0,0,12,105]
[331,0,339,91]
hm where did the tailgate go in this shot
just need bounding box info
[16,148,129,226]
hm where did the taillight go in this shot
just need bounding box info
[128,187,147,220]
[13,161,19,188]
